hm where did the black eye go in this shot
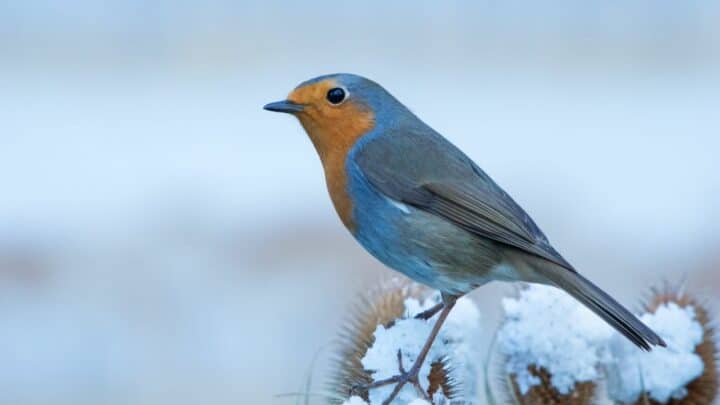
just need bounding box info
[326,87,346,104]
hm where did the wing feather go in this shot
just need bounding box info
[353,127,574,271]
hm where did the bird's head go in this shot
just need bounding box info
[264,73,403,164]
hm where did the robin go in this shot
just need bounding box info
[264,73,665,404]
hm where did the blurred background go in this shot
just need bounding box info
[1,1,719,404]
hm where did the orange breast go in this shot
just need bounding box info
[298,109,374,232]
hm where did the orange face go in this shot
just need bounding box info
[284,79,376,231]
[286,79,375,164]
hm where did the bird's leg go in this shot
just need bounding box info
[380,295,456,404]
[352,294,456,404]
[414,301,444,320]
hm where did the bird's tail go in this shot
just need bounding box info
[541,265,666,351]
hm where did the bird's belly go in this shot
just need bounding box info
[350,192,502,295]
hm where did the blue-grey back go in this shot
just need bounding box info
[346,94,573,271]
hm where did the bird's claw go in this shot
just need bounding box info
[349,349,430,404]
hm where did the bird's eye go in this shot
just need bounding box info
[326,87,346,105]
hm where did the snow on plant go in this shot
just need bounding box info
[342,396,371,405]
[605,302,704,403]
[495,283,717,405]
[362,293,482,404]
[330,279,426,401]
[330,280,717,404]
[605,285,718,404]
[639,286,719,404]
[341,396,432,405]
[331,279,482,404]
[497,284,613,402]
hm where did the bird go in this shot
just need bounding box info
[264,73,666,404]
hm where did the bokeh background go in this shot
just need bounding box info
[1,1,719,404]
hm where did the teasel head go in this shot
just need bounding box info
[327,279,460,403]
[500,365,597,405]
[633,283,718,405]
[426,357,459,401]
[492,284,604,405]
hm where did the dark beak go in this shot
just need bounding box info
[263,100,304,114]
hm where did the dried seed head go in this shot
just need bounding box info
[634,284,718,405]
[329,279,467,404]
[427,357,458,400]
[505,365,596,405]
[495,284,602,405]
[328,279,427,402]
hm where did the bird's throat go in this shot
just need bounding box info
[296,112,375,233]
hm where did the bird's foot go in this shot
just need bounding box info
[350,349,429,405]
[414,302,444,320]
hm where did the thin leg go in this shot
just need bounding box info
[414,302,444,320]
[381,296,457,405]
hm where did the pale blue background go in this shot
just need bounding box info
[1,1,719,403]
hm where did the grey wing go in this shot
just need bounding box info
[352,128,574,271]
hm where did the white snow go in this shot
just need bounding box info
[340,397,431,405]
[497,284,614,395]
[342,396,369,405]
[497,284,707,403]
[360,293,482,404]
[349,284,708,404]
[606,302,705,403]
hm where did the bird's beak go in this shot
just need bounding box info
[263,100,304,114]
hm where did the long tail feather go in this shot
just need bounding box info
[543,266,666,351]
